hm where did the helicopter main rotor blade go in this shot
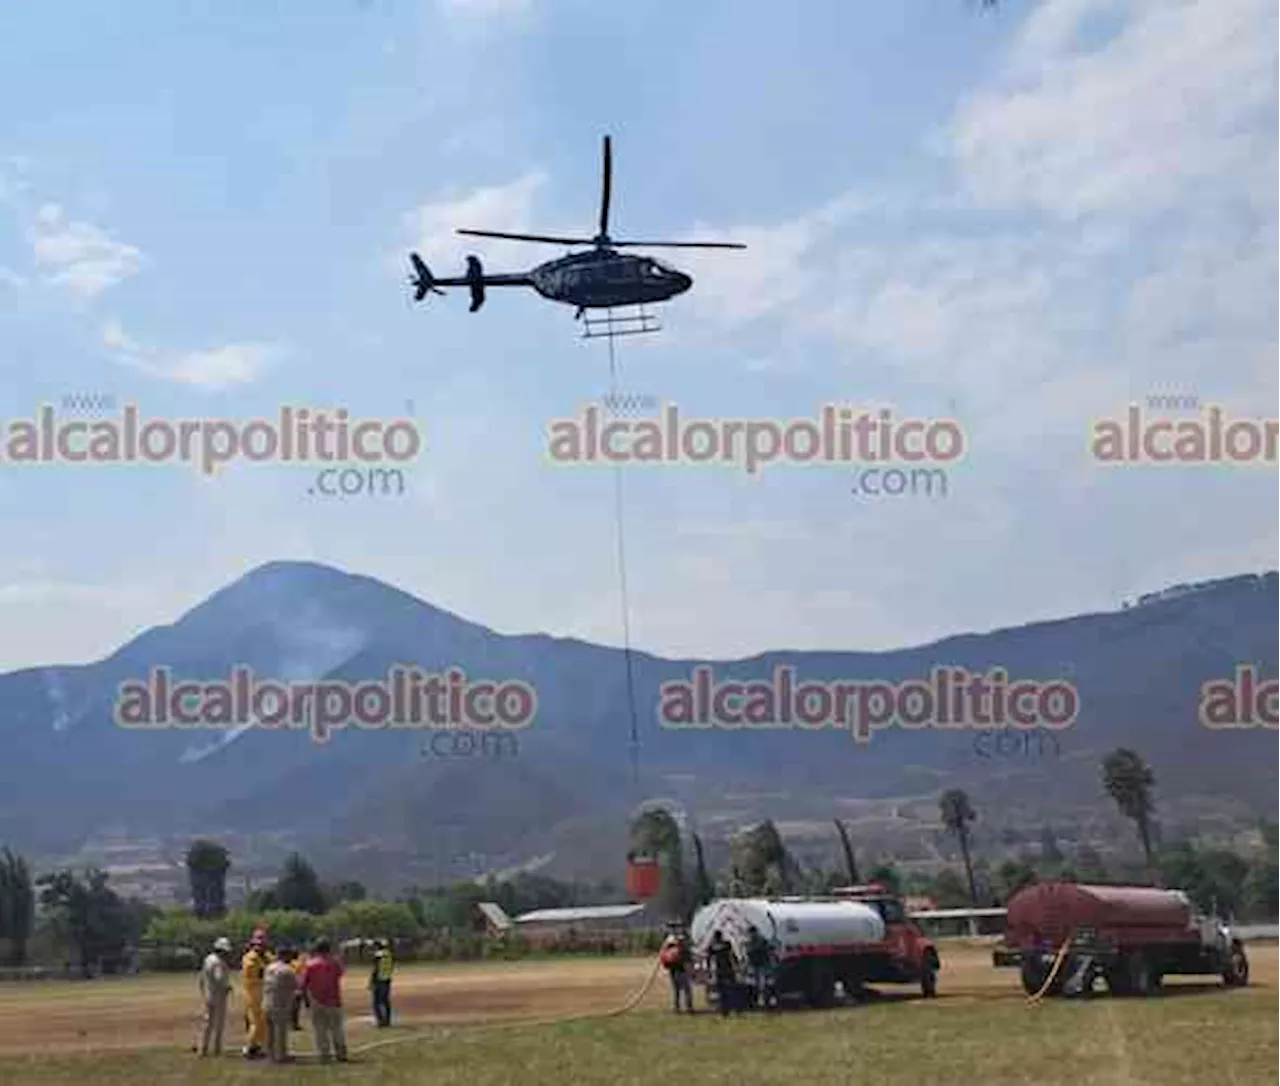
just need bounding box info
[600,134,612,239]
[456,229,594,245]
[608,240,748,250]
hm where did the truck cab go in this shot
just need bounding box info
[832,884,940,997]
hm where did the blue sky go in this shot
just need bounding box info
[0,0,1275,671]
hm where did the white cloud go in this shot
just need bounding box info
[403,173,547,262]
[438,0,530,15]
[102,319,278,390]
[948,0,1277,218]
[678,0,1277,416]
[674,519,812,543]
[0,580,136,606]
[29,202,143,298]
[675,189,905,329]
[168,345,276,388]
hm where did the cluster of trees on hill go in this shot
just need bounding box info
[626,747,1279,924]
[146,850,643,968]
[0,857,159,975]
[2,746,1274,972]
[925,748,1277,918]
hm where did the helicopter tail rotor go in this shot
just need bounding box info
[409,253,445,302]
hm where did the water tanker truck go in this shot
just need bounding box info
[993,882,1249,997]
[690,893,939,1008]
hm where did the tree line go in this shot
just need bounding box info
[0,859,159,975]
[625,746,1279,923]
[1,745,1274,972]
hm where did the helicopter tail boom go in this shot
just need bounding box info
[408,252,534,309]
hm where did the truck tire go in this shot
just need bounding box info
[920,952,939,998]
[1104,964,1131,997]
[1222,944,1250,988]
[1125,952,1153,997]
[805,961,836,1008]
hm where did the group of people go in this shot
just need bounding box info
[195,928,396,1064]
[659,924,777,1016]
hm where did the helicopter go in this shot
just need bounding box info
[408,136,745,327]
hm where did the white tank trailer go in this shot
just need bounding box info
[690,898,888,1007]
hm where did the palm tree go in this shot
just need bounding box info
[732,820,801,896]
[0,848,34,966]
[629,806,688,921]
[690,833,714,909]
[1101,748,1157,864]
[939,789,979,905]
[834,820,860,884]
[184,840,231,919]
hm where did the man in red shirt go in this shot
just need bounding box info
[301,939,348,1063]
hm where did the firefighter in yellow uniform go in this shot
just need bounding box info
[241,929,270,1059]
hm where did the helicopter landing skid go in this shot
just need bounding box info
[580,305,661,340]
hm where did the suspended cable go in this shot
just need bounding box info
[606,322,642,787]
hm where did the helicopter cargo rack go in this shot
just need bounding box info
[580,305,661,340]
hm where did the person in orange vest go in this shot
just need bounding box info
[241,929,270,1060]
[659,927,694,1013]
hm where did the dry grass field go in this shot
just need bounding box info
[0,941,1273,1085]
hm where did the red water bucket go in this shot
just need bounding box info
[626,856,661,900]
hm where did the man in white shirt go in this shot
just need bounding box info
[263,946,300,1063]
[195,937,234,1057]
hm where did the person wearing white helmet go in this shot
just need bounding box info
[194,936,234,1057]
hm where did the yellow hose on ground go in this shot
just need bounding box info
[349,952,666,1057]
[1025,935,1075,1006]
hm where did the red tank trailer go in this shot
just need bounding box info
[993,882,1249,997]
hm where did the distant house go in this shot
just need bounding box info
[476,902,660,947]
[476,902,515,938]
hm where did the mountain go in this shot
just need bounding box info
[1,562,1275,892]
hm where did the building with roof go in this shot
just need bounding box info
[476,901,661,946]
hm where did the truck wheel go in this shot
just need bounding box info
[1223,944,1249,988]
[805,962,836,1008]
[1126,952,1153,997]
[1104,965,1131,997]
[920,953,939,999]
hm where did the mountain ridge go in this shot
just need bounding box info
[1,562,1274,891]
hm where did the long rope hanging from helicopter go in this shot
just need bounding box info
[408,135,746,784]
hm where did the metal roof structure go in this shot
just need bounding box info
[476,902,514,931]
[514,904,647,924]
[909,907,1009,921]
